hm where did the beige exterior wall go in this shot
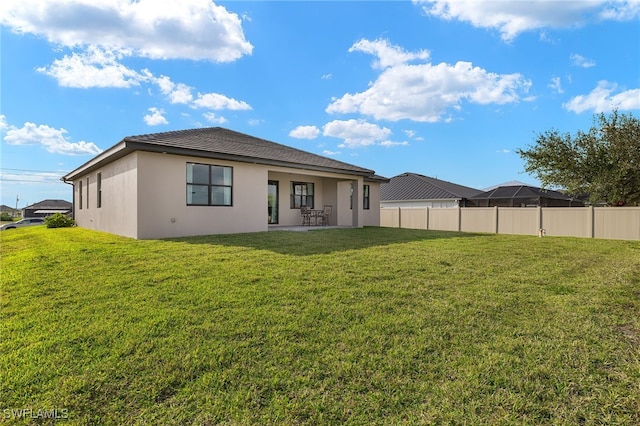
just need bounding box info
[72,152,139,238]
[363,183,382,226]
[71,151,382,239]
[135,152,267,239]
[380,206,639,241]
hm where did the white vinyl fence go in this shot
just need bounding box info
[380,206,640,241]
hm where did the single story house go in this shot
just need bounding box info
[381,172,483,208]
[62,127,388,239]
[468,185,584,207]
[0,205,21,218]
[22,199,72,218]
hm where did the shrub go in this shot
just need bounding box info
[0,212,15,221]
[45,213,75,228]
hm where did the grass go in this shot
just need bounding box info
[1,226,639,425]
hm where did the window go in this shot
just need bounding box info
[86,177,90,209]
[78,180,83,210]
[350,183,371,209]
[363,184,370,210]
[290,182,314,209]
[97,173,102,208]
[186,163,232,206]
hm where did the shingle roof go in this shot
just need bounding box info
[23,199,72,210]
[124,127,375,175]
[470,185,577,201]
[381,172,482,201]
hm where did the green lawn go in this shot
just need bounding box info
[1,227,639,425]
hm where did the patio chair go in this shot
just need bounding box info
[300,206,311,226]
[321,205,332,226]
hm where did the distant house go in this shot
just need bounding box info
[468,185,584,207]
[22,200,72,218]
[62,127,388,239]
[0,205,20,218]
[381,172,483,208]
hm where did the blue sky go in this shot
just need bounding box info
[1,0,639,208]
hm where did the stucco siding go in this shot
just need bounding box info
[70,150,382,238]
[135,152,267,239]
[363,183,382,226]
[73,152,139,239]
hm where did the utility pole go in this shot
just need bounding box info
[15,195,19,210]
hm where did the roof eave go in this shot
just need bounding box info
[124,141,375,177]
[62,141,130,182]
[62,139,377,181]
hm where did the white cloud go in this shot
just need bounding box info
[3,120,102,155]
[0,0,253,62]
[321,74,333,80]
[323,119,392,148]
[143,107,168,126]
[37,47,144,88]
[413,0,638,41]
[154,75,194,104]
[151,74,251,114]
[289,126,320,139]
[548,76,564,94]
[570,53,596,68]
[600,0,640,20]
[349,38,430,69]
[192,93,252,111]
[0,115,7,131]
[379,140,409,147]
[563,80,640,113]
[322,150,341,156]
[202,112,228,124]
[328,41,531,122]
[0,170,63,185]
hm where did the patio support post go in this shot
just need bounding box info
[351,178,363,227]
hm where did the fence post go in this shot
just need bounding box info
[589,205,594,238]
[494,206,499,234]
[457,206,462,232]
[398,207,401,229]
[537,206,543,234]
[426,207,429,230]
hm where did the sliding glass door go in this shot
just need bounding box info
[268,180,278,224]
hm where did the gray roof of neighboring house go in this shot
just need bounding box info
[0,205,20,213]
[64,127,381,181]
[23,199,72,210]
[469,185,579,202]
[381,172,482,201]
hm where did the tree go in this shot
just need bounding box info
[517,111,640,206]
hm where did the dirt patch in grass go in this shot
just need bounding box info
[618,324,640,347]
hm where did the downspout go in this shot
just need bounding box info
[62,178,75,220]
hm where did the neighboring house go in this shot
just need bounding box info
[0,205,21,218]
[380,172,482,208]
[468,185,584,207]
[62,127,388,239]
[22,200,72,218]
